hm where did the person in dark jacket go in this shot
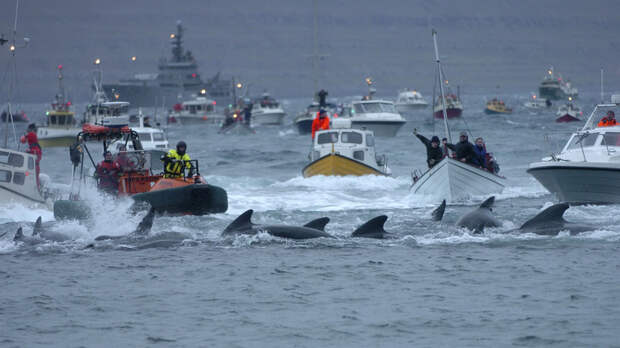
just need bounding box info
[473,137,487,168]
[318,89,328,108]
[454,131,476,165]
[413,129,443,168]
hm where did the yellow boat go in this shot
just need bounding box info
[302,121,391,178]
[37,65,80,147]
[485,98,512,114]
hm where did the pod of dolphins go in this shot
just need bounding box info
[7,197,595,249]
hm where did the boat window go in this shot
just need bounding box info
[0,169,11,182]
[50,115,57,124]
[366,134,375,146]
[341,132,363,144]
[138,133,151,141]
[196,105,203,111]
[567,133,599,149]
[58,115,66,125]
[602,132,620,147]
[8,153,24,167]
[353,150,364,161]
[206,104,214,112]
[353,104,365,114]
[152,132,165,141]
[28,157,34,170]
[12,172,25,185]
[317,132,339,144]
[380,103,397,113]
[362,103,383,113]
[0,151,8,164]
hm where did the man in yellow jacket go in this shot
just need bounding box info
[163,141,192,178]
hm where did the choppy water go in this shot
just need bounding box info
[2,94,620,347]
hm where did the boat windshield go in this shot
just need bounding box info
[566,133,599,150]
[584,104,620,130]
[152,132,165,141]
[354,102,396,114]
[341,132,363,144]
[317,132,339,144]
[137,133,152,141]
[0,151,24,167]
[114,150,151,173]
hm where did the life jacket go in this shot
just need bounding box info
[311,115,330,139]
[598,117,618,127]
[96,160,120,191]
[164,149,191,178]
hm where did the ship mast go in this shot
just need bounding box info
[432,30,451,143]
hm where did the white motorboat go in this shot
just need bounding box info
[348,100,406,137]
[303,119,391,177]
[83,61,130,128]
[0,148,45,204]
[168,94,225,125]
[555,98,583,123]
[411,30,505,202]
[528,95,620,204]
[294,102,338,135]
[523,94,552,112]
[250,93,286,126]
[395,89,428,113]
[37,65,80,147]
[125,112,169,151]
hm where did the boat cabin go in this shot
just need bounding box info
[0,148,43,203]
[351,100,398,115]
[176,97,216,114]
[46,111,76,128]
[396,90,425,104]
[85,101,130,127]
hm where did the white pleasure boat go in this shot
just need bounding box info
[348,100,406,137]
[0,148,45,205]
[168,94,225,125]
[523,94,552,112]
[395,89,428,113]
[125,111,169,151]
[250,93,286,126]
[528,95,620,204]
[411,30,505,202]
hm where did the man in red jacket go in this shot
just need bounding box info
[311,109,330,139]
[20,123,42,188]
[95,151,121,195]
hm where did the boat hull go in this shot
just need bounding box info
[350,120,406,137]
[219,121,255,135]
[295,117,313,135]
[252,111,286,126]
[527,162,620,204]
[176,115,225,125]
[302,154,386,178]
[411,157,505,202]
[395,103,428,113]
[0,186,45,206]
[484,107,512,115]
[433,108,462,119]
[555,114,581,123]
[133,183,228,215]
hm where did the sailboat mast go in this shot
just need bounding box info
[4,0,20,148]
[432,30,451,143]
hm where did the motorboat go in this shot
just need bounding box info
[167,94,225,125]
[54,126,228,219]
[250,92,286,126]
[527,95,620,204]
[123,111,169,151]
[0,148,46,205]
[348,100,406,137]
[555,98,583,123]
[219,110,255,135]
[302,119,391,177]
[83,64,130,128]
[524,94,552,111]
[433,93,463,119]
[294,102,338,135]
[538,66,578,101]
[484,98,512,115]
[37,65,80,148]
[411,30,505,202]
[395,89,428,113]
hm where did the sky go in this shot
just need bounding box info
[1,0,620,102]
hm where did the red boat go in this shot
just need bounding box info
[433,94,463,119]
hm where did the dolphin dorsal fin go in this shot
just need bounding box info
[432,200,446,221]
[223,210,254,234]
[351,215,389,239]
[14,227,23,241]
[32,216,43,236]
[520,203,569,230]
[135,208,156,235]
[304,217,330,231]
[479,196,495,209]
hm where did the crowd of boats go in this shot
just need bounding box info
[2,12,620,235]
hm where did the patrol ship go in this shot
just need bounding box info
[102,21,230,108]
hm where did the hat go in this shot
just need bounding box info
[442,137,447,141]
[607,110,615,117]
[431,136,440,143]
[319,109,327,115]
[459,131,468,137]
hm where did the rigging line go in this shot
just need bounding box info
[10,56,19,147]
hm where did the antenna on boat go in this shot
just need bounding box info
[432,29,452,143]
[600,68,604,103]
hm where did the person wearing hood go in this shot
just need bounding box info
[162,141,191,178]
[454,131,476,165]
[20,123,42,188]
[413,129,443,169]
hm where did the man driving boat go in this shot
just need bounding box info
[162,141,191,178]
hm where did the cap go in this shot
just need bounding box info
[319,109,327,115]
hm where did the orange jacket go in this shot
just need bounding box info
[598,117,618,127]
[311,115,330,139]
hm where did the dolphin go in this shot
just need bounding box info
[517,203,593,236]
[94,208,156,241]
[222,209,390,240]
[456,196,502,233]
[13,217,72,243]
[432,200,446,221]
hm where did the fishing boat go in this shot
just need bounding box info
[433,93,463,119]
[528,95,620,204]
[83,60,130,128]
[538,66,578,101]
[1,110,28,123]
[250,92,286,126]
[348,100,406,137]
[219,109,255,135]
[523,94,552,112]
[484,98,512,115]
[54,126,227,219]
[411,30,505,202]
[294,102,337,135]
[555,97,583,123]
[395,89,428,113]
[37,65,80,147]
[302,119,390,177]
[167,93,225,125]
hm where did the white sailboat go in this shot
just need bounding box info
[410,30,505,202]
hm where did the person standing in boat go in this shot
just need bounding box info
[243,102,253,125]
[453,131,476,165]
[20,123,42,188]
[311,109,330,139]
[413,129,443,169]
[95,151,121,195]
[162,141,191,178]
[598,110,618,127]
[318,89,328,108]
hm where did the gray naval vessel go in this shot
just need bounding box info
[103,21,230,108]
